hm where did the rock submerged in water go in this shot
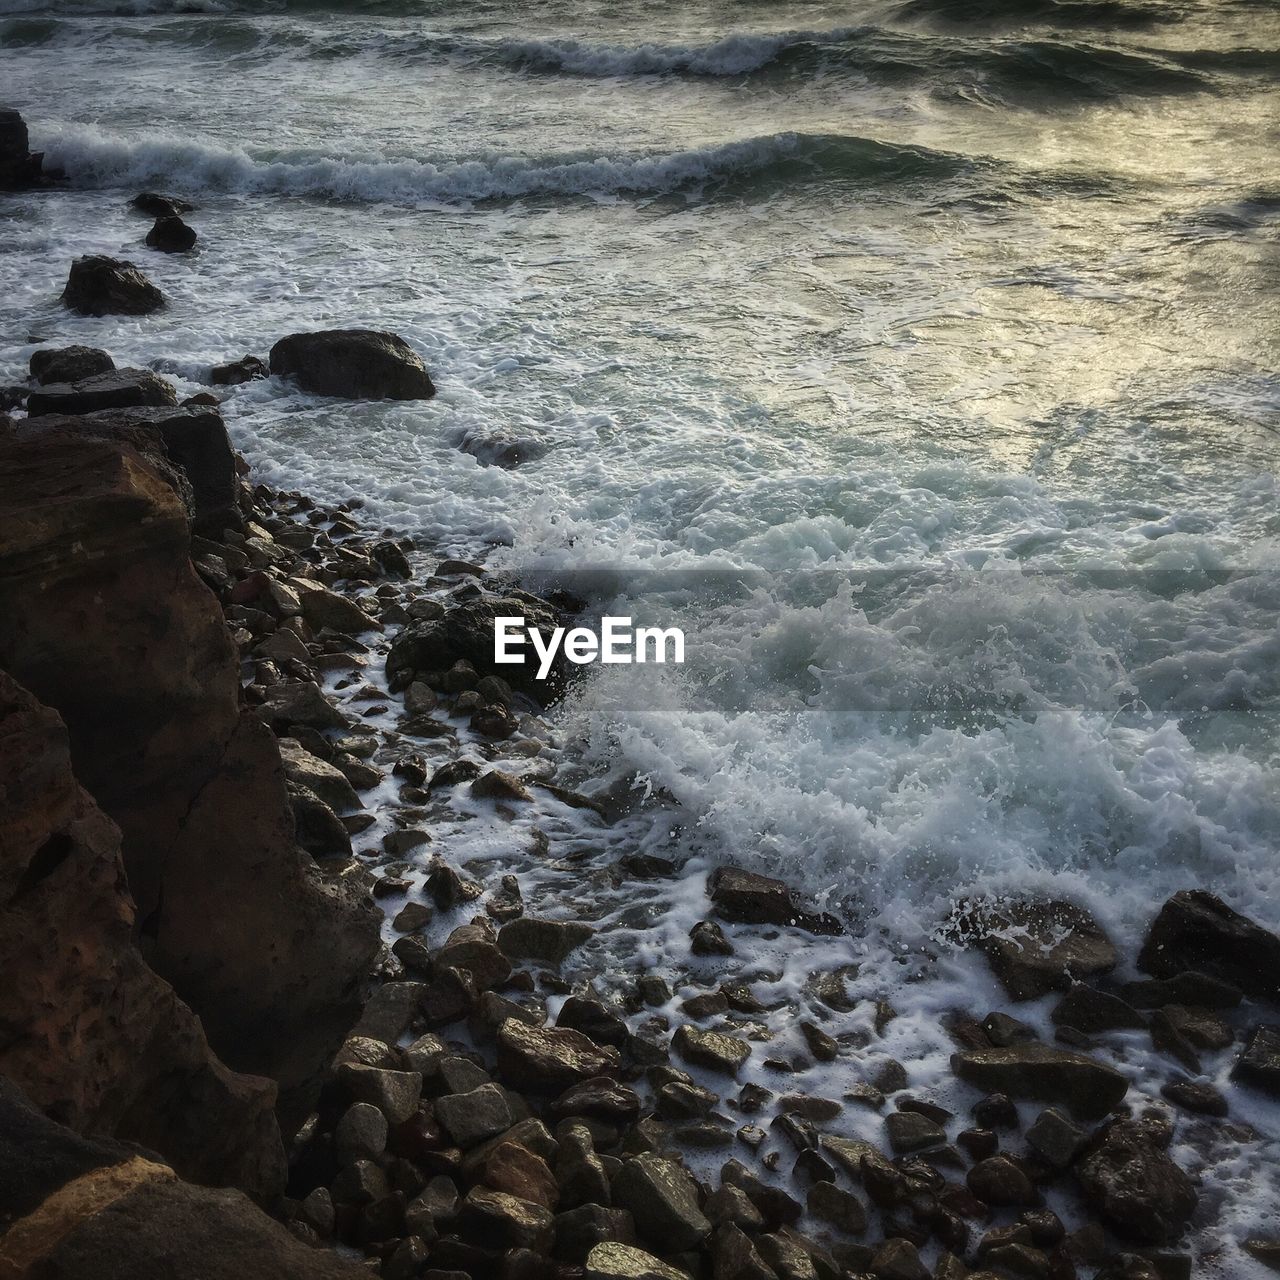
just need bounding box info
[145,214,197,253]
[61,255,166,317]
[29,345,116,385]
[950,1043,1128,1120]
[269,329,436,401]
[210,354,268,386]
[25,368,178,417]
[131,190,195,218]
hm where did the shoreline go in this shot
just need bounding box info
[2,110,1280,1280]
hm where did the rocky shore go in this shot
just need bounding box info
[3,109,1280,1280]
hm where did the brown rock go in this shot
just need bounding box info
[497,1019,621,1092]
[29,345,115,385]
[950,1044,1127,1120]
[269,330,435,401]
[708,866,842,936]
[61,255,165,316]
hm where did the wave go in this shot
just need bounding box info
[40,128,973,207]
[891,0,1179,26]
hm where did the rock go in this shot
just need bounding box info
[708,866,842,935]
[62,255,165,316]
[426,860,483,909]
[29,345,115,385]
[967,1155,1037,1207]
[556,1125,611,1210]
[336,1064,423,1125]
[555,1206,637,1262]
[552,1078,642,1124]
[0,674,284,1198]
[962,899,1117,1001]
[1232,1024,1280,1098]
[871,1238,930,1280]
[1160,1080,1228,1117]
[558,996,630,1047]
[146,214,197,252]
[288,783,352,858]
[0,433,379,1128]
[478,1140,559,1210]
[499,916,594,965]
[458,1186,555,1252]
[132,191,194,217]
[210,355,269,385]
[0,107,43,188]
[1118,971,1243,1010]
[612,1154,711,1252]
[1051,984,1146,1034]
[1244,1240,1280,1273]
[299,584,380,633]
[1076,1112,1197,1244]
[334,1102,389,1161]
[497,1019,621,1092]
[436,922,513,991]
[387,591,566,695]
[1025,1108,1086,1169]
[799,1021,838,1062]
[806,1181,867,1234]
[711,1224,775,1280]
[279,738,362,812]
[26,368,177,417]
[472,768,533,801]
[269,329,435,400]
[258,679,350,732]
[673,1025,751,1076]
[885,1110,945,1154]
[436,1084,515,1148]
[951,1044,1128,1120]
[585,1242,689,1280]
[1138,891,1280,1002]
[690,920,734,956]
[354,982,428,1043]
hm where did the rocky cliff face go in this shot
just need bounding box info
[0,431,380,1135]
[0,672,284,1199]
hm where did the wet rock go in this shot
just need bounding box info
[1025,1108,1086,1169]
[335,1101,389,1162]
[690,920,735,956]
[806,1181,868,1234]
[558,995,630,1047]
[1052,984,1147,1034]
[270,329,436,400]
[962,899,1117,1001]
[1076,1112,1197,1244]
[458,1185,555,1252]
[1118,971,1243,1010]
[552,1078,642,1124]
[210,354,269,385]
[555,1205,637,1262]
[499,916,595,965]
[384,827,432,857]
[673,1025,751,1076]
[0,107,43,188]
[1243,1240,1280,1273]
[585,1242,689,1280]
[721,1159,803,1228]
[556,1126,612,1210]
[497,1019,621,1092]
[1160,1080,1228,1117]
[258,679,350,732]
[1232,1024,1280,1098]
[799,1021,839,1062]
[472,768,533,801]
[1160,1004,1233,1052]
[612,1153,711,1253]
[436,922,513,991]
[488,875,525,924]
[146,214,197,252]
[1138,891,1280,1001]
[29,345,115,385]
[132,191,194,217]
[472,702,519,739]
[336,1064,423,1124]
[973,1092,1018,1129]
[951,1044,1128,1120]
[279,737,362,812]
[299,584,380,634]
[870,1237,930,1280]
[26,367,177,417]
[62,255,165,316]
[983,1011,1039,1047]
[288,783,353,857]
[419,966,478,1025]
[710,1224,775,1280]
[967,1155,1038,1207]
[436,1084,514,1148]
[708,866,843,935]
[885,1110,946,1154]
[426,861,483,910]
[476,1139,559,1210]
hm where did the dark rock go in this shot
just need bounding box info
[1232,1024,1280,1098]
[62,255,165,316]
[983,1011,1039,1047]
[612,1153,711,1253]
[436,1084,514,1148]
[673,1025,751,1076]
[436,922,513,991]
[475,1139,558,1210]
[558,996,630,1047]
[1076,1112,1197,1244]
[585,1242,688,1280]
[499,916,594,965]
[961,899,1117,1001]
[29,345,115,385]
[690,920,734,956]
[1160,1080,1228,1117]
[1118,971,1243,1010]
[26,368,177,417]
[288,782,352,857]
[951,1044,1128,1120]
[334,1101,389,1162]
[1052,984,1147,1034]
[300,584,380,634]
[966,1155,1037,1207]
[497,1019,621,1092]
[1025,1108,1086,1169]
[472,768,533,801]
[279,738,362,811]
[799,1021,839,1063]
[1138,891,1280,1001]
[885,1110,945,1154]
[132,191,195,217]
[552,1078,642,1124]
[708,865,842,935]
[711,1224,776,1280]
[458,1185,555,1252]
[146,214,197,252]
[555,1205,637,1263]
[211,355,269,386]
[0,107,43,189]
[973,1092,1019,1129]
[336,1064,423,1124]
[420,967,478,1026]
[806,1181,867,1234]
[426,861,483,910]
[870,1237,930,1280]
[269,329,435,400]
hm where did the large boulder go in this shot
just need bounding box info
[1138,891,1280,1002]
[0,107,42,189]
[29,345,115,385]
[22,404,242,538]
[269,329,435,400]
[0,673,284,1197]
[26,368,178,417]
[387,591,567,694]
[0,1079,365,1278]
[960,898,1117,1001]
[61,256,165,317]
[0,433,380,1128]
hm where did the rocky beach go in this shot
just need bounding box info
[3,94,1280,1280]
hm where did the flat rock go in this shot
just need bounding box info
[708,866,842,936]
[950,1044,1128,1120]
[458,1185,555,1252]
[62,255,165,316]
[435,1084,514,1148]
[26,368,177,417]
[497,1019,620,1092]
[673,1025,751,1076]
[585,1242,689,1280]
[499,916,594,965]
[270,329,435,401]
[30,345,115,385]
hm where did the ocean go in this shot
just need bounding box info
[3,0,1279,1264]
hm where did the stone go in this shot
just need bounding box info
[690,920,734,956]
[1025,1108,1086,1169]
[300,584,379,633]
[1139,891,1280,1001]
[210,354,269,385]
[963,899,1118,1001]
[1160,1080,1228,1117]
[497,1019,621,1092]
[337,1064,423,1125]
[420,967,478,1026]
[1076,1113,1197,1244]
[258,679,350,733]
[585,1242,689,1280]
[29,345,114,385]
[355,982,427,1044]
[436,923,513,991]
[0,107,42,188]
[870,1238,930,1280]
[612,1153,711,1252]
[26,368,177,417]
[131,191,194,217]
[673,1025,751,1075]
[1119,971,1243,1010]
[458,1185,555,1252]
[757,1232,819,1280]
[556,1206,637,1263]
[487,875,525,923]
[1051,984,1147,1034]
[552,1078,642,1124]
[799,1021,838,1062]
[472,768,533,801]
[427,860,483,909]
[499,916,595,965]
[708,866,842,935]
[62,255,165,316]
[1232,1024,1280,1098]
[146,214,197,252]
[334,1102,389,1161]
[966,1155,1038,1207]
[1244,1240,1280,1273]
[558,995,630,1047]
[886,1110,945,1154]
[951,1044,1128,1120]
[394,902,433,933]
[270,329,436,400]
[711,1225,775,1280]
[287,783,351,857]
[435,1084,514,1148]
[278,738,362,812]
[806,1181,867,1234]
[478,1140,559,1210]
